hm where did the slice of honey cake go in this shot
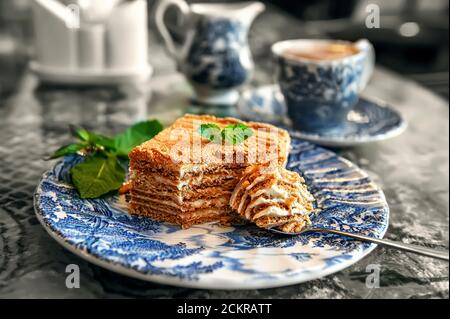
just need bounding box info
[230,163,316,233]
[128,114,291,229]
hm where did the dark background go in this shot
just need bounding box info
[0,0,449,98]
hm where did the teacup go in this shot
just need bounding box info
[272,39,375,132]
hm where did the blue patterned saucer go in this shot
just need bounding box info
[237,85,407,147]
[34,139,389,290]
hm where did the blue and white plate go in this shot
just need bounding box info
[34,139,389,290]
[237,85,407,147]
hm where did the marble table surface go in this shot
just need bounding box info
[0,6,448,299]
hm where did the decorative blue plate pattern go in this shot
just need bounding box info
[34,139,389,290]
[238,85,407,147]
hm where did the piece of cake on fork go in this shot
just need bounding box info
[230,162,316,233]
[128,114,291,229]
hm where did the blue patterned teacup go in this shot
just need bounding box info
[156,0,265,105]
[272,39,375,132]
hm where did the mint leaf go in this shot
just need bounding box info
[222,123,253,145]
[70,154,126,199]
[114,120,164,157]
[198,124,222,143]
[91,134,115,150]
[72,126,91,142]
[71,126,115,150]
[47,143,87,160]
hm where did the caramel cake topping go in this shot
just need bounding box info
[230,163,316,233]
[129,114,291,171]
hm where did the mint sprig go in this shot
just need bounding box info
[71,126,115,150]
[222,123,254,145]
[198,124,222,143]
[48,120,164,199]
[199,123,253,145]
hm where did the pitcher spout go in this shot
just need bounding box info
[239,2,265,25]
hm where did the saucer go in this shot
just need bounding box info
[30,61,153,85]
[237,85,407,147]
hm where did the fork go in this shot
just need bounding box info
[269,227,449,261]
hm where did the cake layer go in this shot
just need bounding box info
[130,192,230,212]
[130,164,248,181]
[130,199,228,215]
[131,187,232,203]
[129,204,240,229]
[130,171,241,192]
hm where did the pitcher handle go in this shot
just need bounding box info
[155,0,190,62]
[355,39,375,92]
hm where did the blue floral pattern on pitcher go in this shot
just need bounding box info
[155,1,265,105]
[185,19,251,90]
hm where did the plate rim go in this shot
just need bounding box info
[33,143,390,290]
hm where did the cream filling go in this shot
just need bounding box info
[253,204,309,220]
[253,183,289,199]
[130,201,229,217]
[132,188,232,204]
[244,184,305,220]
[297,184,315,202]
[247,181,313,220]
[244,184,290,219]
[253,206,290,220]
[238,173,279,215]
[132,171,239,190]
[131,193,229,210]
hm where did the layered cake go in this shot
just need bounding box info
[230,163,316,233]
[128,114,291,229]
